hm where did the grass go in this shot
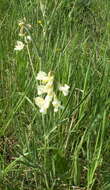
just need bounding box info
[0,0,110,189]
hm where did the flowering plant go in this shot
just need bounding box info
[34,71,70,114]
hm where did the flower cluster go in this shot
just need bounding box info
[14,18,32,51]
[34,71,70,114]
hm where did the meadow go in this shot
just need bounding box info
[0,0,110,189]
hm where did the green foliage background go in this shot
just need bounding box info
[0,0,110,189]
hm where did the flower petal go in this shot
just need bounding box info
[14,41,24,51]
[59,84,70,96]
[34,97,45,108]
[52,94,62,112]
[36,71,47,81]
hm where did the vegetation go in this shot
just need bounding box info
[0,0,110,189]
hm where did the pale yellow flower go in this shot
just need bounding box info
[43,72,54,84]
[36,71,54,84]
[45,79,54,96]
[52,94,62,112]
[45,85,54,96]
[37,85,46,95]
[35,97,47,114]
[36,71,47,81]
[44,94,53,108]
[37,71,54,96]
[35,95,53,114]
[35,96,44,107]
[37,84,54,96]
[14,41,24,51]
[35,71,69,114]
[59,84,70,96]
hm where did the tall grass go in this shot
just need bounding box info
[0,0,110,189]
